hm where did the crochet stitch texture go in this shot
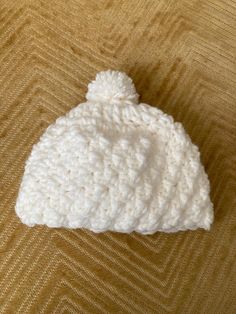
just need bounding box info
[15,70,214,233]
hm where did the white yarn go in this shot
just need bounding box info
[86,70,139,105]
[15,70,214,233]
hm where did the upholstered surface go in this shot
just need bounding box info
[0,0,235,313]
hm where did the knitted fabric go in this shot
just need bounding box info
[15,70,214,234]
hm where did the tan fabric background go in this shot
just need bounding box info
[0,0,236,313]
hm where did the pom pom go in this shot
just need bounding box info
[86,70,139,105]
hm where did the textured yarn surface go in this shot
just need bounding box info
[15,71,213,233]
[0,1,236,313]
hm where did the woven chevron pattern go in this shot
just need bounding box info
[0,0,235,313]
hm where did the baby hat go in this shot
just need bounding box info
[15,70,214,234]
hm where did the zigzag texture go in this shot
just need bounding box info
[0,0,235,313]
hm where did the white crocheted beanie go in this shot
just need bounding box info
[15,70,214,234]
